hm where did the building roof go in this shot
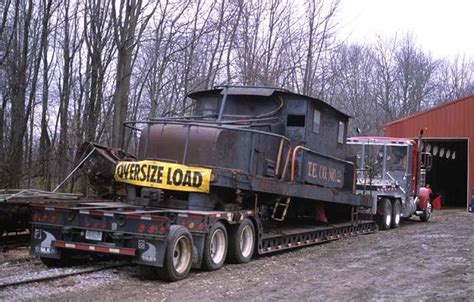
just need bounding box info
[380,93,474,130]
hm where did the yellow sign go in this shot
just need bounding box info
[114,160,212,193]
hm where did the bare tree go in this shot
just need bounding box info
[5,0,34,188]
[111,0,156,148]
[302,0,338,96]
[433,55,474,104]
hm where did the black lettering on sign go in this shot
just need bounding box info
[116,161,209,191]
[182,171,192,186]
[146,165,151,182]
[129,164,135,180]
[135,164,141,181]
[117,165,124,179]
[166,168,173,185]
[150,165,158,182]
[173,169,184,185]
[193,172,203,187]
[140,164,147,181]
[124,163,131,179]
[156,166,164,183]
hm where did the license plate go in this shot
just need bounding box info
[85,230,103,241]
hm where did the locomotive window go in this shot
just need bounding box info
[287,115,305,127]
[312,109,321,133]
[337,121,345,143]
[199,97,219,116]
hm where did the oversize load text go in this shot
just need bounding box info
[114,161,211,193]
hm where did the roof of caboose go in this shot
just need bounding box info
[188,86,351,119]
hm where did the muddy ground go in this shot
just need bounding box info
[1,209,473,301]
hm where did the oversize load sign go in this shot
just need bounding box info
[115,161,212,193]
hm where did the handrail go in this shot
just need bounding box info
[122,120,292,179]
[290,145,356,192]
[123,120,290,143]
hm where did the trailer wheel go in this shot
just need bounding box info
[420,201,432,222]
[227,218,255,264]
[202,222,228,271]
[376,198,392,230]
[391,199,401,228]
[157,225,193,282]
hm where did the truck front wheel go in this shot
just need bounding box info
[202,222,228,271]
[157,225,193,282]
[227,218,255,264]
[391,199,401,228]
[376,198,392,230]
[420,201,432,222]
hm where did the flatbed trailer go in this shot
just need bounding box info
[30,86,381,281]
[30,201,376,278]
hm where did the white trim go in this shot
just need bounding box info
[467,138,471,211]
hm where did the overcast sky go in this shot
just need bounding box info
[336,0,474,59]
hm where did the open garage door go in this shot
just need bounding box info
[424,139,468,208]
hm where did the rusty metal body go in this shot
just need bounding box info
[120,86,364,211]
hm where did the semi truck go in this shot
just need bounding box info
[346,135,433,230]
[29,86,432,281]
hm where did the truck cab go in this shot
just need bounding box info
[346,136,432,229]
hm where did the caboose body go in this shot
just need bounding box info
[30,86,376,281]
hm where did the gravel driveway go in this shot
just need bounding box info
[1,209,473,301]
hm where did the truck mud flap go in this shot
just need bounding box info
[30,226,63,259]
[132,239,166,267]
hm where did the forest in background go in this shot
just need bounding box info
[1,0,473,191]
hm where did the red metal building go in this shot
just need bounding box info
[380,94,474,210]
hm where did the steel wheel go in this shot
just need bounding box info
[239,224,254,259]
[391,199,401,228]
[420,201,432,222]
[227,218,255,264]
[377,198,392,230]
[157,225,193,281]
[172,235,192,274]
[202,222,228,271]
[210,229,226,264]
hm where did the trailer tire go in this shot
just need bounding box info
[391,199,401,228]
[202,222,228,271]
[157,225,193,282]
[227,218,255,264]
[376,198,392,230]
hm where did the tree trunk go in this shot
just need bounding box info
[58,0,72,185]
[39,0,53,190]
[7,0,33,188]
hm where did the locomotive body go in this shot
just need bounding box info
[122,86,359,211]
